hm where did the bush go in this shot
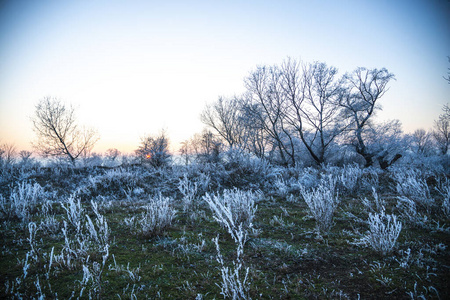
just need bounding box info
[76,168,145,200]
[178,174,199,213]
[362,210,402,255]
[392,168,434,213]
[436,178,450,219]
[127,194,177,237]
[0,181,44,223]
[203,188,259,236]
[300,175,339,234]
[337,164,363,194]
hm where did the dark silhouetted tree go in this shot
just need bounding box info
[31,97,99,165]
[136,130,171,168]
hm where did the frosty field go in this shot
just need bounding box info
[0,158,449,299]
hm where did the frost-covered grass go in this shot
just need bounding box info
[392,168,434,212]
[0,163,449,299]
[0,181,44,224]
[124,193,177,237]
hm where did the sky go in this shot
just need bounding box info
[0,0,449,154]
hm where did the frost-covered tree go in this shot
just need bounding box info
[433,103,450,155]
[362,120,404,169]
[410,129,432,155]
[179,129,223,164]
[283,60,349,165]
[340,68,395,166]
[201,96,247,149]
[245,64,295,166]
[244,59,350,166]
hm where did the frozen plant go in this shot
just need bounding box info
[1,181,43,223]
[406,282,440,299]
[203,188,259,238]
[213,236,250,300]
[299,175,339,234]
[392,168,434,212]
[61,194,83,234]
[86,200,110,248]
[56,200,110,269]
[436,178,450,218]
[139,193,177,236]
[80,246,110,299]
[196,172,211,193]
[362,187,386,213]
[178,174,198,212]
[359,167,380,191]
[338,164,363,194]
[273,176,289,197]
[396,196,428,227]
[296,167,320,190]
[361,210,402,255]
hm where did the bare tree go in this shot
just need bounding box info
[19,150,33,165]
[410,129,432,155]
[31,97,99,165]
[245,65,295,166]
[444,56,450,84]
[240,100,271,158]
[340,68,395,166]
[0,142,17,166]
[283,60,348,165]
[433,103,450,155]
[201,96,245,149]
[105,148,120,161]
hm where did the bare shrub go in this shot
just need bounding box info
[396,196,428,227]
[128,194,177,237]
[178,174,199,213]
[0,182,44,223]
[392,168,434,212]
[362,187,386,214]
[436,178,450,218]
[338,164,363,194]
[135,130,172,168]
[203,188,259,240]
[360,210,402,255]
[299,175,339,234]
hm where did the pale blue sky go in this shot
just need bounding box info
[1,0,449,153]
